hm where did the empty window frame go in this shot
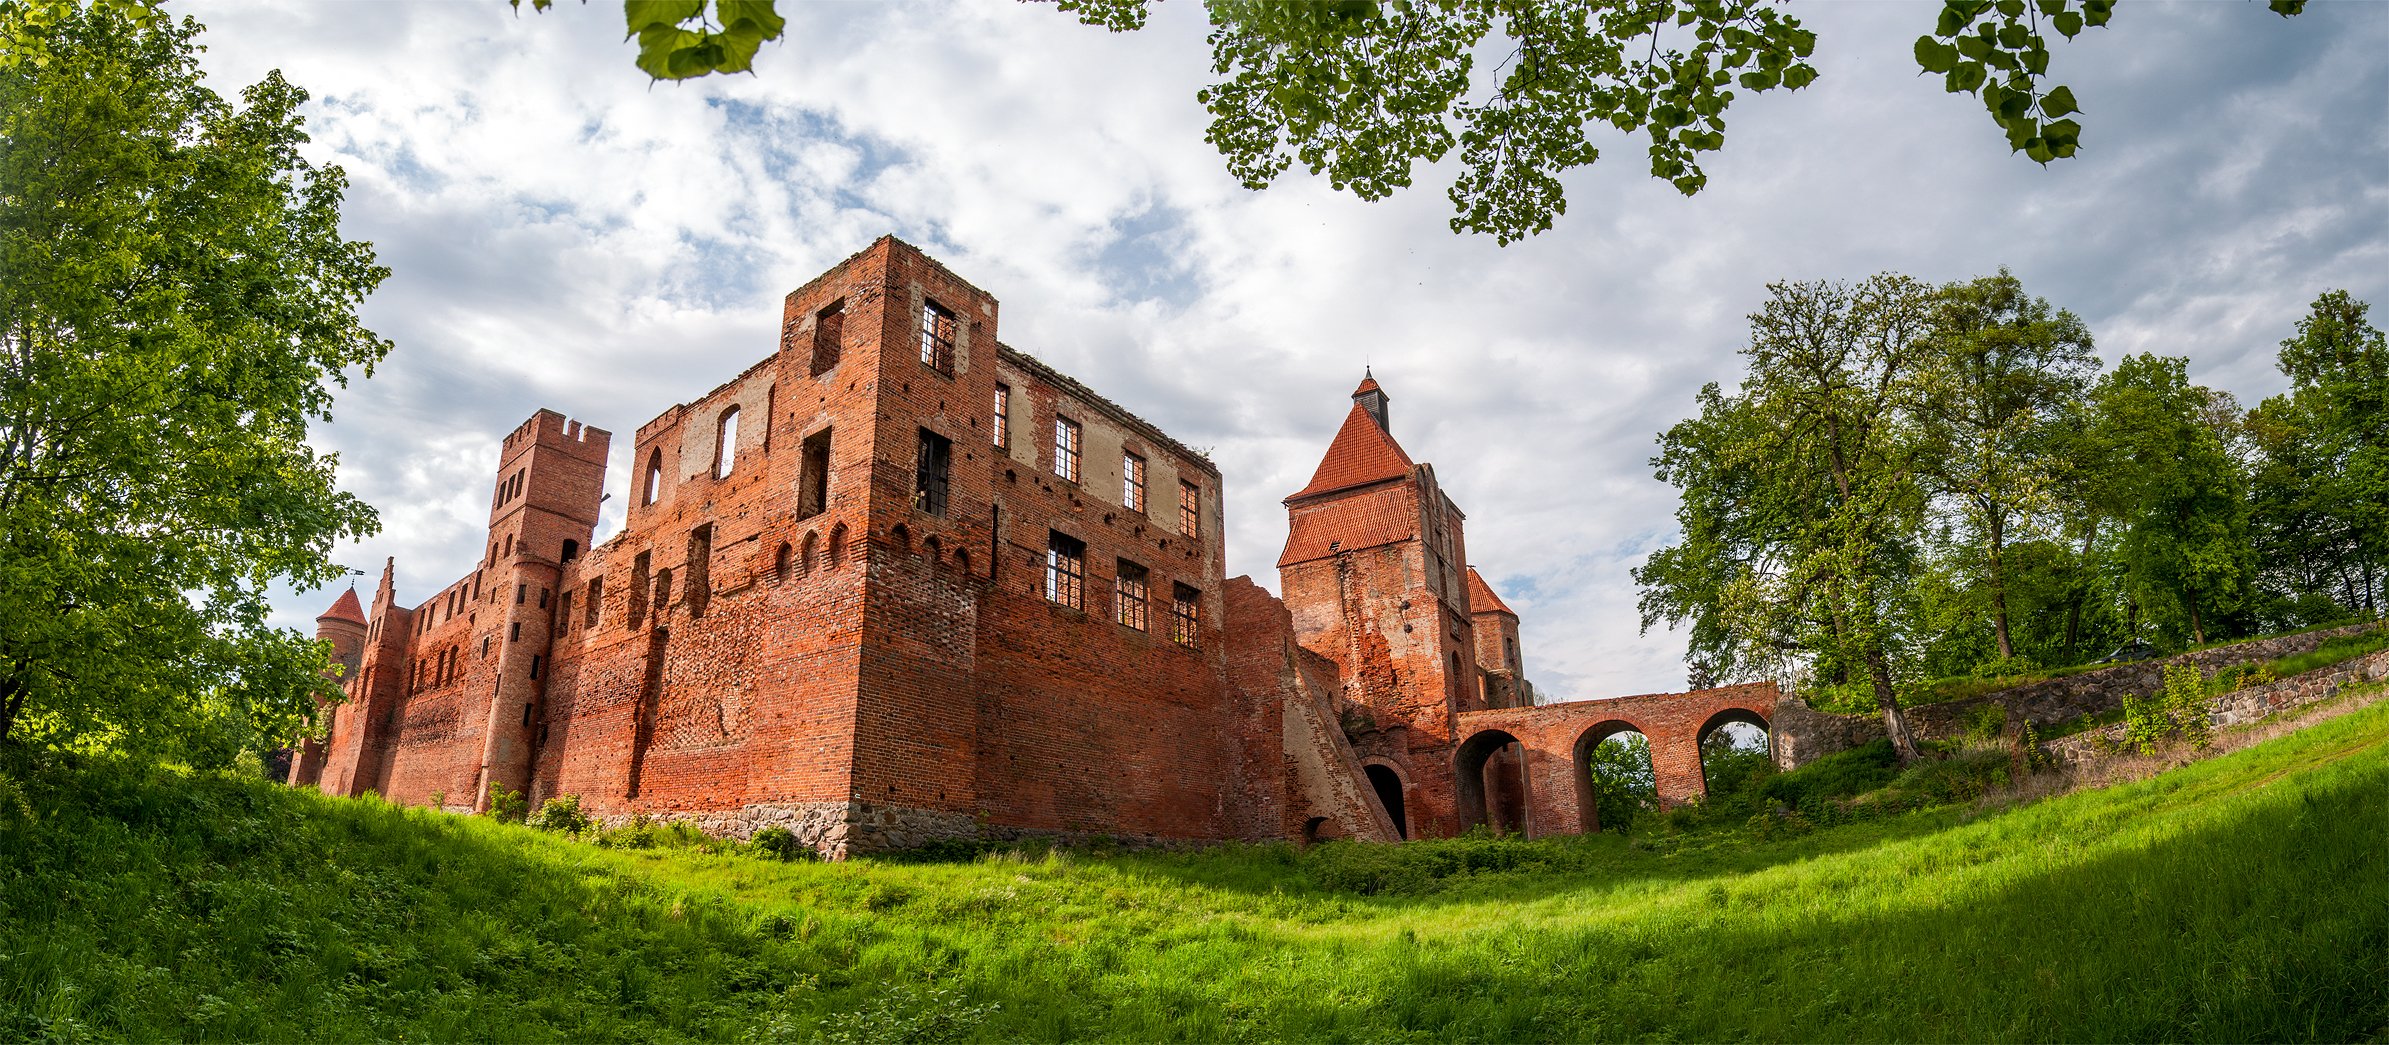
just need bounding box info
[1122,452,1146,513]
[1045,531,1086,610]
[1179,480,1201,537]
[1054,416,1081,483]
[642,448,664,505]
[797,428,832,519]
[1170,583,1201,647]
[811,299,844,376]
[919,300,957,375]
[992,384,1010,449]
[915,428,952,516]
[1115,560,1149,631]
[714,407,740,478]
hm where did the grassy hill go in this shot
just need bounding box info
[7,699,2389,1042]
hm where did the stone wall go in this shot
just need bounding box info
[1774,622,2386,767]
[2045,646,2389,765]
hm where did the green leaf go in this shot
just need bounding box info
[1913,35,1957,73]
[2040,85,2079,117]
[634,23,702,78]
[716,0,787,38]
[2051,10,2084,36]
[625,0,703,37]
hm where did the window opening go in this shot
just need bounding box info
[811,300,844,376]
[1054,416,1081,483]
[562,538,579,562]
[715,407,740,478]
[797,428,831,519]
[1170,583,1201,647]
[642,448,663,505]
[915,428,952,516]
[1180,480,1201,537]
[993,384,1010,449]
[585,577,603,628]
[685,524,712,619]
[1045,531,1085,609]
[1123,452,1146,513]
[919,300,957,375]
[1115,560,1149,631]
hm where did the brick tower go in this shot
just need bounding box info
[1277,372,1487,836]
[285,587,368,787]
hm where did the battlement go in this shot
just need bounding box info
[501,408,612,465]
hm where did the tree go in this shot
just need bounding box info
[1638,275,1938,762]
[1586,731,1657,832]
[0,5,388,758]
[1914,270,2097,663]
[2085,354,2253,646]
[521,0,2305,244]
[2252,290,2389,618]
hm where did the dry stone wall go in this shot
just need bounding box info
[1774,622,2386,767]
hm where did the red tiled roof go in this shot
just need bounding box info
[1466,568,1516,617]
[1354,374,1383,396]
[319,587,367,624]
[1287,403,1414,502]
[1277,486,1420,567]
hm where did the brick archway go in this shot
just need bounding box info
[1569,718,1648,834]
[1453,728,1530,834]
[1450,681,1779,838]
[1361,758,1411,839]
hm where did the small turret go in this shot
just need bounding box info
[1352,369,1390,432]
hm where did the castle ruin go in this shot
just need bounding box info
[293,237,1773,854]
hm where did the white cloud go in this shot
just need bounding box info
[215,0,2389,701]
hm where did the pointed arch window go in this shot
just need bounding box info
[714,407,741,478]
[642,448,663,505]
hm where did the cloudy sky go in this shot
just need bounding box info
[204,0,2388,701]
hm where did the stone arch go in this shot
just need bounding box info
[799,531,819,573]
[953,548,972,576]
[773,541,792,582]
[1454,728,1530,834]
[1572,718,1652,834]
[924,534,942,562]
[1361,758,1410,840]
[827,523,849,566]
[891,523,912,554]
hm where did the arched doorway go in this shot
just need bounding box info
[1454,729,1530,834]
[1572,719,1655,833]
[1363,762,1408,839]
[1696,708,1772,798]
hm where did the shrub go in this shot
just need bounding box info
[2164,664,2213,750]
[483,781,528,823]
[2126,665,2214,754]
[532,794,593,836]
[749,825,814,862]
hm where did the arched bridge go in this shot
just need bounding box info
[1451,681,1779,837]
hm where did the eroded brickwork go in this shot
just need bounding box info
[303,236,1759,854]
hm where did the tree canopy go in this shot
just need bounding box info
[520,0,2306,244]
[0,3,388,760]
[1643,275,2383,724]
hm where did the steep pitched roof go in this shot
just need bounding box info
[319,587,367,624]
[1466,568,1516,617]
[1353,373,1383,396]
[1286,403,1415,502]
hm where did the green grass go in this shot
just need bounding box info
[8,700,2389,1042]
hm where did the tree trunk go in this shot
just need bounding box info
[0,675,22,746]
[1866,645,1921,764]
[2064,521,2097,658]
[2187,591,2206,646]
[1988,509,2015,660]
